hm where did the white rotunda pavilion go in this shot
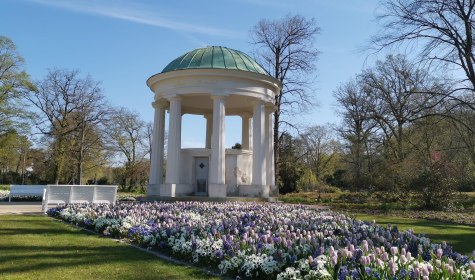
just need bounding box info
[147,46,281,200]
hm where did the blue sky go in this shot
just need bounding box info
[1,0,381,148]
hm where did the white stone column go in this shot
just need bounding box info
[241,112,252,150]
[163,96,182,197]
[252,101,266,187]
[204,113,212,149]
[209,95,227,197]
[148,100,166,196]
[265,107,275,187]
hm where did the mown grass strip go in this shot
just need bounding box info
[0,215,222,280]
[355,213,475,255]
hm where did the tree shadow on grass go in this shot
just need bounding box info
[0,240,221,279]
[414,232,475,255]
[0,227,87,235]
[0,215,222,280]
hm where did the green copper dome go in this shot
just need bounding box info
[161,46,267,75]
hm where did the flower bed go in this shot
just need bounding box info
[0,190,9,201]
[47,202,475,279]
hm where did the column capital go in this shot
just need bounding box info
[265,105,277,114]
[167,95,182,102]
[252,99,265,106]
[239,112,252,119]
[210,95,227,101]
[152,99,168,109]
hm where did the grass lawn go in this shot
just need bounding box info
[355,213,475,256]
[0,215,222,280]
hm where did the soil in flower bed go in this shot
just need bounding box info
[48,201,475,279]
[0,215,221,280]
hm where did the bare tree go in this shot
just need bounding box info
[250,14,320,184]
[104,107,147,190]
[71,87,109,184]
[28,69,105,184]
[362,55,443,163]
[334,79,378,190]
[300,125,341,182]
[372,0,475,93]
[371,0,475,178]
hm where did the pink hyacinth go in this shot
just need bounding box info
[349,244,355,252]
[390,246,398,255]
[388,260,396,275]
[470,262,475,272]
[422,265,429,276]
[413,267,420,278]
[436,248,443,259]
[331,255,338,266]
[362,240,369,253]
[400,254,406,263]
[427,263,433,273]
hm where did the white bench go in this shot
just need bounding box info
[9,185,46,202]
[42,185,118,213]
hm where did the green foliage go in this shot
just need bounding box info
[0,130,32,184]
[231,142,242,149]
[457,178,475,192]
[278,133,304,194]
[0,36,34,133]
[409,164,458,210]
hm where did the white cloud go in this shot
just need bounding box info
[30,0,241,37]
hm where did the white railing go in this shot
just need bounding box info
[42,185,118,213]
[9,185,46,202]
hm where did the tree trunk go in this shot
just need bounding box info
[273,108,280,189]
[76,125,86,185]
[76,154,83,185]
[54,139,65,185]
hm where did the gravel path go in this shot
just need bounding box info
[0,202,43,215]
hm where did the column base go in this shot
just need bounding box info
[160,183,176,197]
[269,185,279,197]
[239,185,270,198]
[160,183,194,197]
[147,184,161,196]
[208,183,227,198]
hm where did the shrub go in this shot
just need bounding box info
[457,178,475,192]
[409,165,458,210]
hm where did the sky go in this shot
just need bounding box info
[1,0,382,148]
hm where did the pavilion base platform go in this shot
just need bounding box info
[147,184,160,196]
[208,183,228,198]
[159,183,194,197]
[239,185,270,198]
[141,195,278,203]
